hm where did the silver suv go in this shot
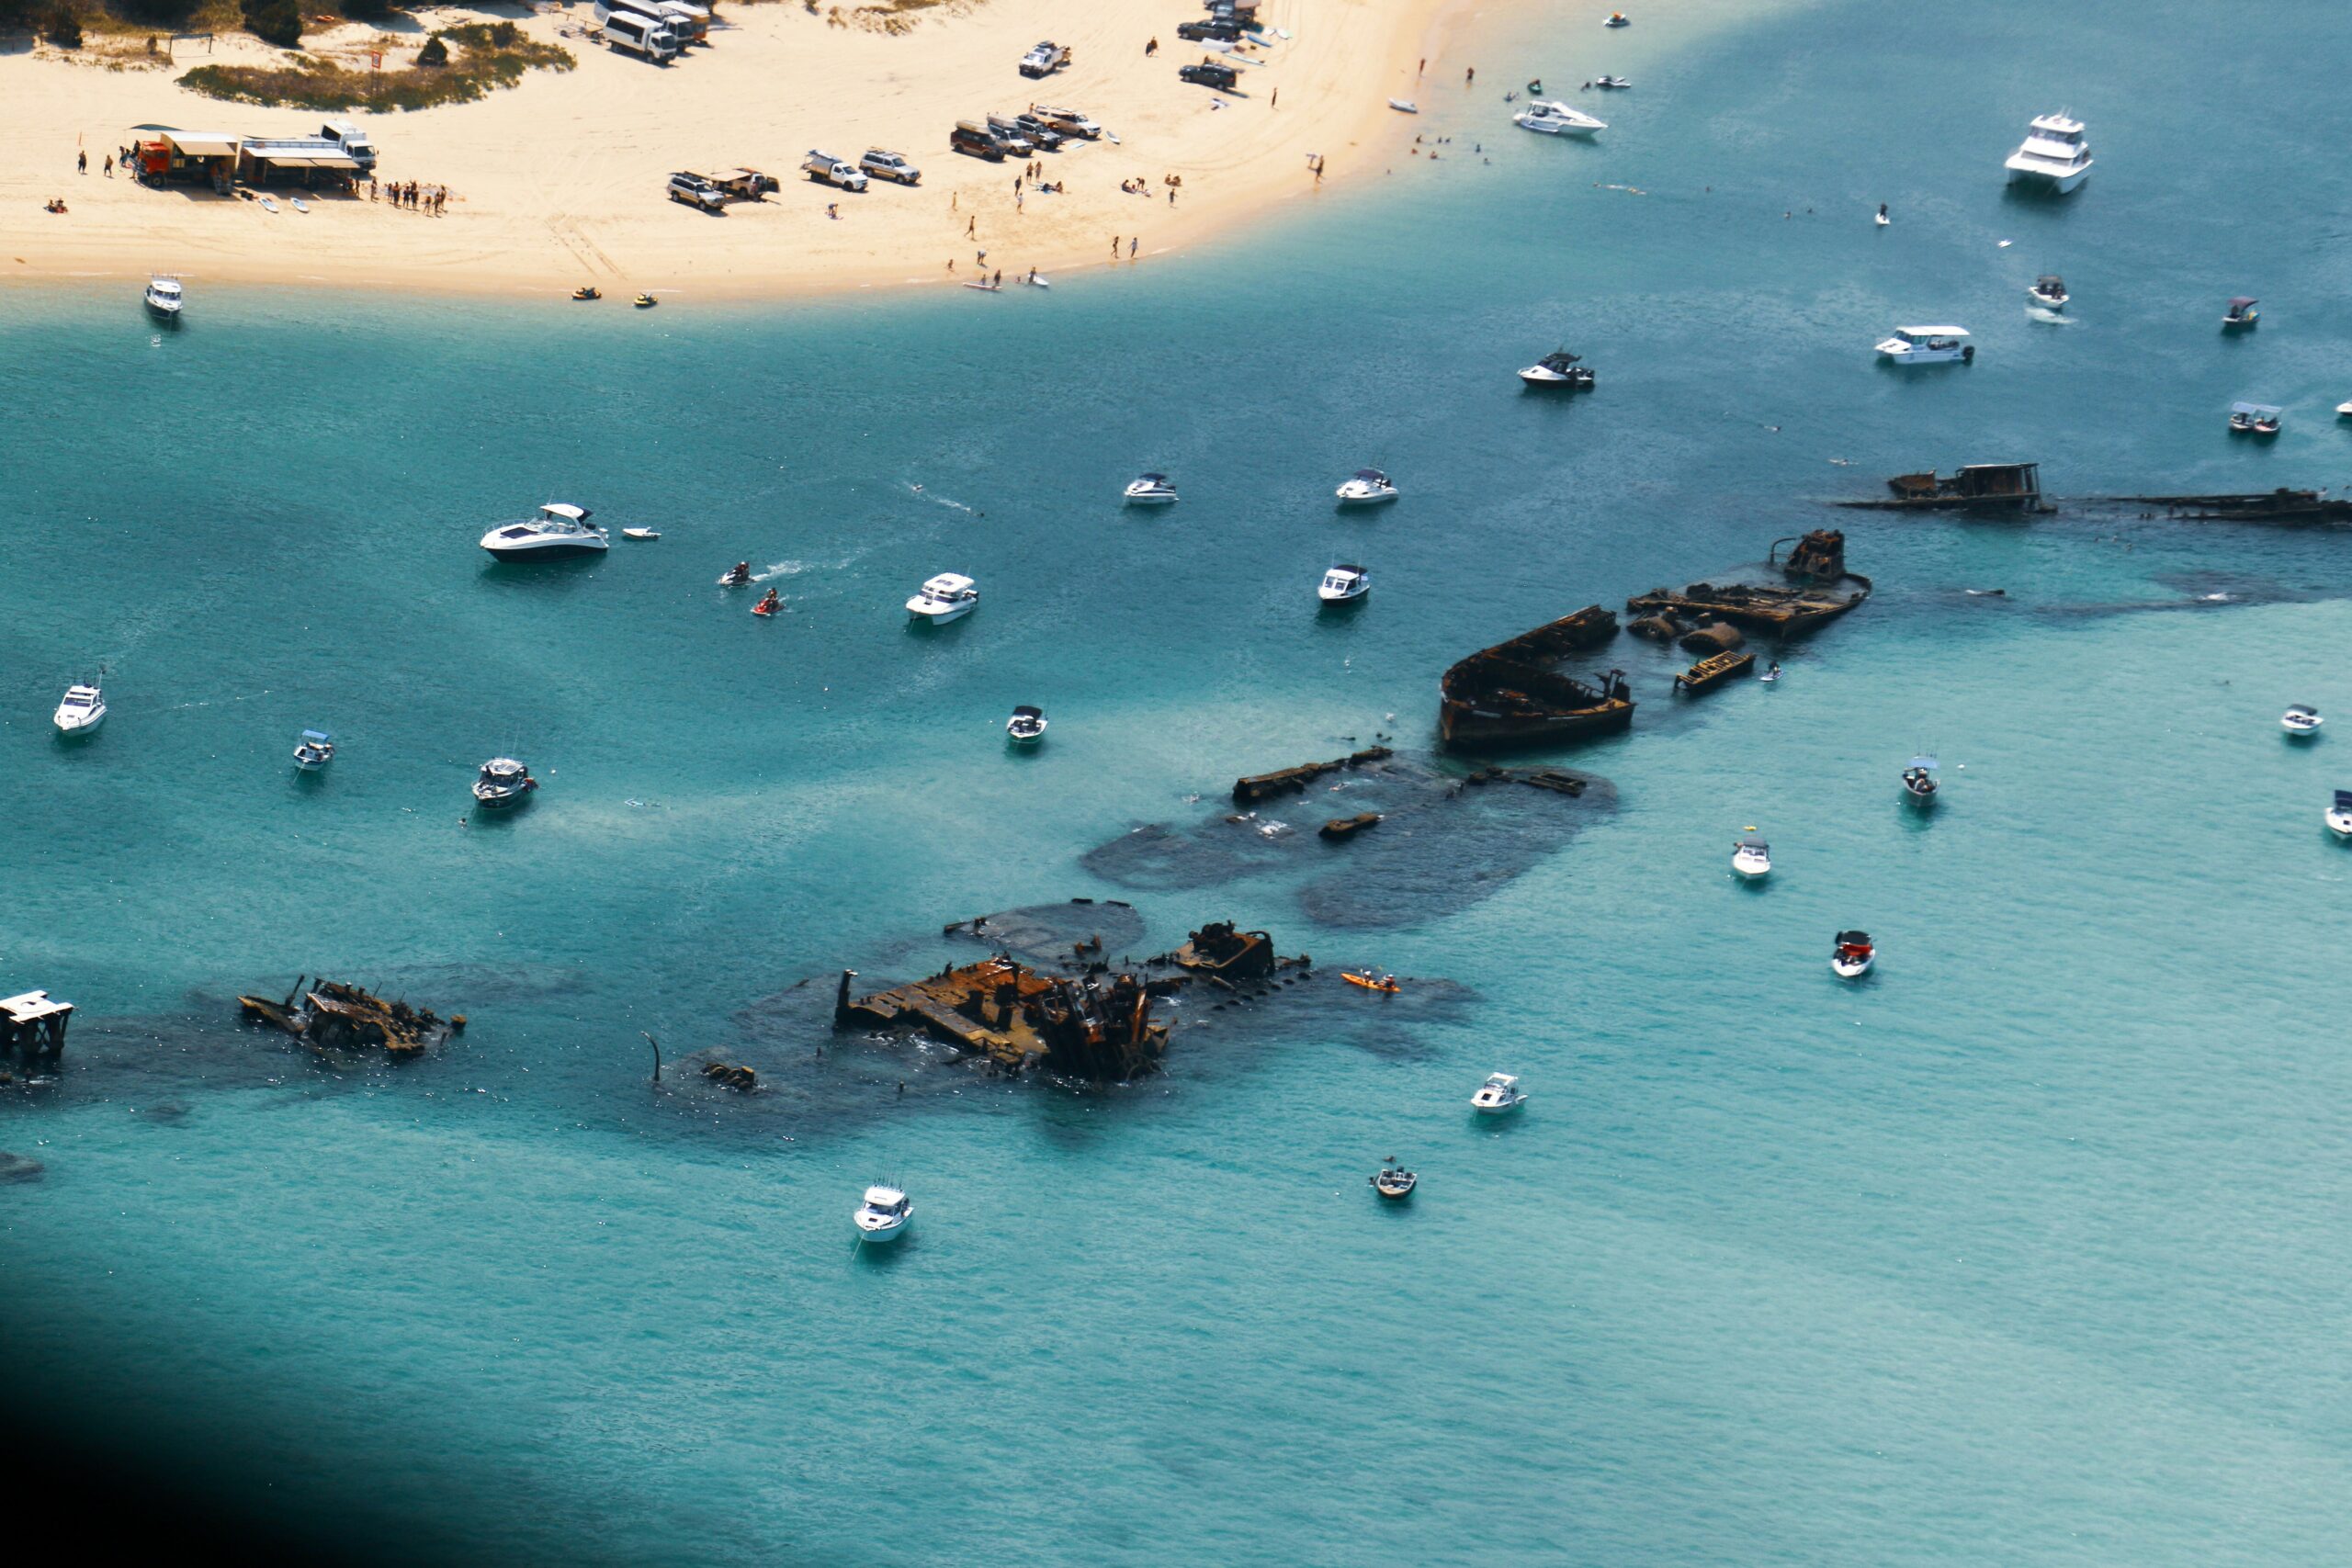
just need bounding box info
[860,149,922,186]
[666,171,726,212]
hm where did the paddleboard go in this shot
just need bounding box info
[258,196,279,213]
[290,196,310,213]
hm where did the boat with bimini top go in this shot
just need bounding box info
[480,502,608,559]
[472,757,537,807]
[1831,931,1876,979]
[292,729,335,771]
[2282,705,2323,737]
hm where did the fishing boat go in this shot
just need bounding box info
[854,1184,912,1242]
[2282,705,2324,737]
[1875,325,1973,365]
[2003,112,2093,193]
[2222,296,2260,330]
[1006,704,1047,743]
[1336,468,1399,504]
[1317,564,1369,603]
[1341,968,1399,993]
[2030,275,2069,310]
[621,527,661,540]
[1439,605,1633,749]
[143,275,184,321]
[292,729,335,771]
[907,572,978,624]
[1831,931,1876,979]
[1470,1072,1527,1113]
[2227,401,2282,437]
[1674,649,1754,694]
[1731,834,1771,879]
[1124,472,1180,505]
[471,757,537,807]
[1513,101,1606,137]
[1518,348,1595,388]
[2330,790,2352,840]
[479,502,608,559]
[1902,754,1939,801]
[52,682,106,737]
[1370,1160,1418,1200]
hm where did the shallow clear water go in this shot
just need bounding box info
[6,0,2352,1561]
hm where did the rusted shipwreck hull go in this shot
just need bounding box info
[237,976,458,1055]
[1838,461,2049,513]
[1628,532,1870,637]
[1438,604,1633,750]
[2095,489,2352,523]
[836,957,1170,1082]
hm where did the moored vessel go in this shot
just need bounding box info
[1006,704,1047,743]
[1875,325,1973,365]
[1336,468,1399,505]
[52,682,106,737]
[1903,754,1939,802]
[2030,275,2069,310]
[1831,931,1875,979]
[144,275,185,321]
[1371,1159,1418,1200]
[906,572,979,624]
[1470,1072,1527,1113]
[854,1184,912,1242]
[293,729,335,771]
[2004,112,2092,193]
[1317,564,1369,604]
[2281,705,2323,738]
[480,502,608,560]
[1518,348,1595,388]
[2227,401,2282,437]
[2328,790,2352,840]
[2222,296,2259,331]
[1124,472,1179,505]
[1731,834,1771,879]
[472,757,537,807]
[1513,101,1606,137]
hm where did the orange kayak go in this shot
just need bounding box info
[1342,969,1399,993]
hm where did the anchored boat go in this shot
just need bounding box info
[1903,754,1939,802]
[854,1184,912,1243]
[1371,1160,1418,1200]
[1470,1072,1527,1113]
[2282,705,2324,737]
[1831,931,1876,979]
[292,729,335,771]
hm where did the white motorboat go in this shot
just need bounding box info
[1831,930,1876,979]
[2336,400,2352,419]
[1731,834,1771,879]
[143,275,184,320]
[2282,705,2324,737]
[854,1183,912,1242]
[1336,468,1398,505]
[1604,10,1630,26]
[479,502,608,559]
[907,571,978,623]
[471,757,537,807]
[1519,349,1595,388]
[2029,275,2069,310]
[2329,790,2352,840]
[292,729,335,771]
[1903,754,1939,802]
[1876,325,1973,365]
[1124,472,1179,505]
[1007,704,1047,743]
[2228,401,2282,437]
[53,682,106,737]
[620,527,661,540]
[1513,100,1606,136]
[1388,99,1419,114]
[1317,564,1369,603]
[1592,75,1632,89]
[1470,1072,1528,1113]
[2004,112,2093,193]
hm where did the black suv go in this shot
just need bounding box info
[1179,62,1238,90]
[1176,18,1241,41]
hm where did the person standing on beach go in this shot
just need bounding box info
[1271,88,1278,109]
[77,150,86,174]
[966,215,976,238]
[104,154,113,177]
[1419,57,1426,76]
[1466,67,1476,85]
[1146,36,1158,56]
[1129,235,1138,258]
[1111,235,1120,259]
[1169,186,1176,205]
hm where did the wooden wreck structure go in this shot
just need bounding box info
[1626,532,1871,639]
[2095,488,2352,524]
[1437,604,1634,750]
[835,956,1170,1082]
[1234,747,1392,804]
[1674,649,1755,694]
[237,976,459,1056]
[1839,462,2048,513]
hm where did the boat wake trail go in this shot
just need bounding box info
[905,481,975,513]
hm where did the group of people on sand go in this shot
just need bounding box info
[371,178,447,214]
[1116,174,1182,204]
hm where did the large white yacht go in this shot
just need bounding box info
[1875,325,1973,365]
[53,682,107,737]
[906,572,979,623]
[2004,113,2093,193]
[479,502,608,559]
[143,275,185,321]
[854,1184,913,1242]
[1513,100,1606,137]
[1336,468,1399,505]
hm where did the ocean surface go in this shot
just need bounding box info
[6,0,2351,1562]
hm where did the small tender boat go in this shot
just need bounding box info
[1513,100,1606,137]
[2004,112,2093,193]
[1341,967,1399,993]
[471,757,537,807]
[906,571,979,624]
[1604,11,1630,26]
[1903,754,1939,802]
[143,275,184,321]
[1317,564,1369,603]
[2030,274,2069,310]
[633,294,657,309]
[2337,400,2352,419]
[1732,833,1772,879]
[2222,296,2259,330]
[621,527,661,540]
[1336,468,1399,505]
[1006,704,1047,743]
[1371,1160,1418,1200]
[1124,472,1180,505]
[1470,1072,1528,1113]
[2282,705,2324,737]
[571,286,601,300]
[1831,930,1876,979]
[292,729,335,771]
[854,1184,913,1243]
[2228,400,2282,437]
[52,682,106,737]
[1388,99,1419,114]
[1876,325,1973,365]
[480,502,608,559]
[2330,790,2352,840]
[1592,74,1632,88]
[1518,348,1595,388]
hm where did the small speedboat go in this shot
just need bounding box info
[2030,274,2069,310]
[2222,296,2259,330]
[1006,704,1047,743]
[1317,564,1369,603]
[292,729,334,771]
[1513,100,1606,137]
[143,275,184,321]
[1592,74,1632,88]
[1336,468,1398,505]
[471,757,537,807]
[1470,1072,1527,1113]
[854,1183,912,1242]
[2330,790,2352,840]
[1903,754,1939,802]
[53,682,106,737]
[621,527,661,540]
[1831,930,1875,979]
[1876,325,1973,365]
[1604,10,1630,26]
[1519,349,1595,388]
[1341,968,1399,993]
[907,572,978,624]
[1371,1161,1418,1200]
[1124,472,1179,505]
[480,502,607,559]
[1732,833,1771,879]
[2282,705,2324,737]
[2228,401,2282,437]
[2337,400,2352,419]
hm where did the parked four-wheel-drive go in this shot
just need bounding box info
[1019,40,1070,78]
[860,149,922,185]
[1027,104,1101,140]
[714,168,779,200]
[666,171,727,210]
[802,151,869,191]
[1179,62,1238,91]
[951,121,1005,161]
[1011,113,1068,152]
[1177,18,1242,41]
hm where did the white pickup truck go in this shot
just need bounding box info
[802,151,869,191]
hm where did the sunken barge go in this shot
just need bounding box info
[1437,605,1633,750]
[237,976,462,1056]
[1837,461,2049,513]
[1625,529,1871,638]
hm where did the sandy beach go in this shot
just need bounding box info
[0,0,1475,299]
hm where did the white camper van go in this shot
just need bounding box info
[599,6,681,62]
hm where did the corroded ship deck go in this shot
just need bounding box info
[1437,604,1633,750]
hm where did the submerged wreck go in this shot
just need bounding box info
[1838,461,2049,513]
[2093,489,2352,524]
[1437,605,1633,750]
[1625,530,1871,637]
[237,976,461,1056]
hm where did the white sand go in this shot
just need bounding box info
[1,0,1469,298]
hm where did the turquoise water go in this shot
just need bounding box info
[6,0,2352,1561]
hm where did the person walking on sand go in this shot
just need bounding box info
[1169,186,1176,205]
[104,154,113,177]
[1129,235,1138,258]
[77,150,86,174]
[966,215,976,238]
[1112,235,1121,259]
[1419,57,1426,76]
[1466,66,1476,85]
[1146,36,1158,56]
[1271,87,1278,109]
